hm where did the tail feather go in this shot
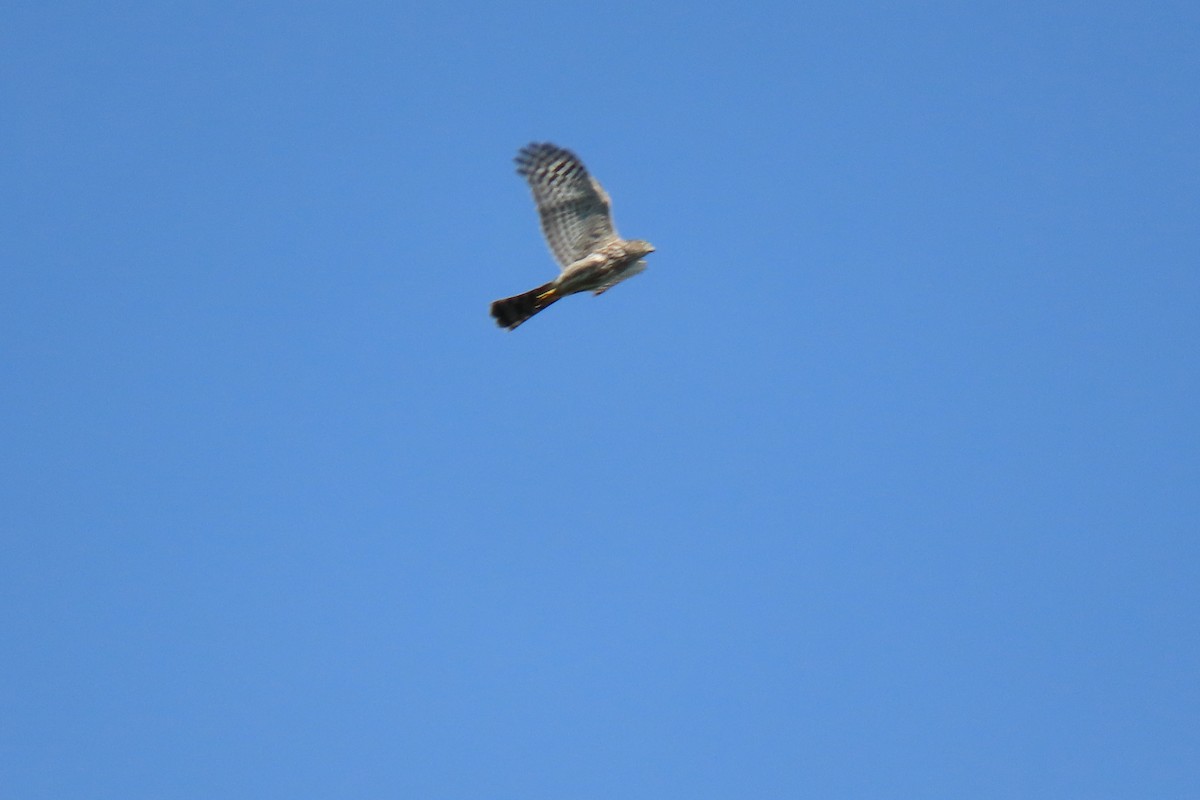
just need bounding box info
[490,282,559,330]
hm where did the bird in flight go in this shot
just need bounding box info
[491,143,655,330]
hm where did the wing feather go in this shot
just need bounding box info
[515,143,618,269]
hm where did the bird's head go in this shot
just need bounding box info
[628,239,656,258]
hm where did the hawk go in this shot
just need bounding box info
[491,143,655,330]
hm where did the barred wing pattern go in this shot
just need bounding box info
[515,143,618,268]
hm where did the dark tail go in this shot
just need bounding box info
[490,282,560,330]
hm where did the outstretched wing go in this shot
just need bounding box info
[515,143,619,269]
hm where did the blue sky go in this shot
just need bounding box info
[3,1,1197,797]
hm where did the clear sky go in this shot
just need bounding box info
[3,1,1198,797]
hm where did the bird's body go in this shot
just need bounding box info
[491,143,654,330]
